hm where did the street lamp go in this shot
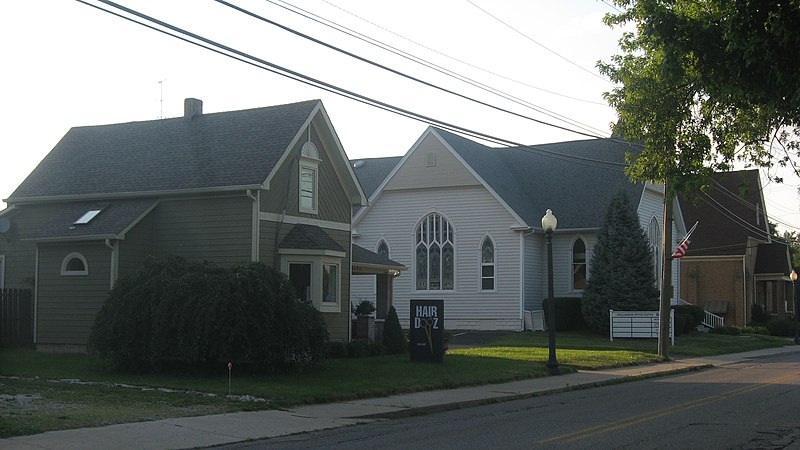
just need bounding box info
[791,270,798,345]
[542,209,560,374]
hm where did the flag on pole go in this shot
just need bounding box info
[671,221,698,259]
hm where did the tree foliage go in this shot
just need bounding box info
[581,191,659,332]
[599,0,800,191]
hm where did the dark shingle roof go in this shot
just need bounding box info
[352,244,405,269]
[678,170,766,256]
[279,224,345,253]
[16,199,156,241]
[351,157,402,200]
[754,243,791,275]
[434,129,644,229]
[9,100,320,200]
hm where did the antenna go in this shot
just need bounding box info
[158,79,166,119]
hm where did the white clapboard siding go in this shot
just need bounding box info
[353,184,525,330]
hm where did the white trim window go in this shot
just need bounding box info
[322,263,339,305]
[648,217,661,286]
[282,255,341,313]
[480,236,495,291]
[61,252,89,276]
[415,213,454,291]
[572,238,586,290]
[0,254,5,288]
[299,141,321,215]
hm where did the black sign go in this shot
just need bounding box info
[410,299,444,363]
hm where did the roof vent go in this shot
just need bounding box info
[184,98,203,120]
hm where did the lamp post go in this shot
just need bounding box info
[791,270,798,345]
[542,209,560,374]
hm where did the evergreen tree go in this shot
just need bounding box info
[382,306,406,354]
[581,190,659,333]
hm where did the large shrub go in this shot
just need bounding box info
[542,297,588,331]
[90,256,328,373]
[671,304,705,334]
[581,190,659,333]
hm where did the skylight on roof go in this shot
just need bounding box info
[74,209,102,225]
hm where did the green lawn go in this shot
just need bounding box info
[0,330,789,438]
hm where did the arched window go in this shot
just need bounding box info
[480,236,495,291]
[415,213,454,290]
[648,217,661,286]
[376,240,389,258]
[299,141,320,215]
[61,252,88,276]
[572,238,586,290]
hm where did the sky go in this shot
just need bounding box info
[1,0,797,234]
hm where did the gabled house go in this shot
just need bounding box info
[678,169,794,325]
[351,127,684,331]
[0,98,368,350]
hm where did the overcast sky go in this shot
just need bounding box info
[1,0,797,233]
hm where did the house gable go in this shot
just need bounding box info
[383,130,481,192]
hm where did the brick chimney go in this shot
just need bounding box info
[184,98,203,120]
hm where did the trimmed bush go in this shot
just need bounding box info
[710,325,742,335]
[741,326,770,335]
[542,297,588,331]
[90,256,328,373]
[766,320,798,337]
[383,306,406,354]
[671,304,705,334]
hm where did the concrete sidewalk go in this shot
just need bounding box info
[3,346,799,450]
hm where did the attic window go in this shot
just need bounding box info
[74,209,102,225]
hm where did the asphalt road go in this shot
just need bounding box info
[220,351,800,449]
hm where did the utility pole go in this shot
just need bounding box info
[658,180,674,358]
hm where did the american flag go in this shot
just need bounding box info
[671,221,698,259]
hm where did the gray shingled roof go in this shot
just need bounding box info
[678,170,765,256]
[434,129,644,230]
[16,199,156,241]
[279,224,345,253]
[9,100,320,200]
[352,244,405,269]
[351,157,402,200]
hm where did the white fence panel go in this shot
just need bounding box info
[609,310,674,346]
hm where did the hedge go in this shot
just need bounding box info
[542,297,588,331]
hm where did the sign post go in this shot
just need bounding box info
[410,299,444,363]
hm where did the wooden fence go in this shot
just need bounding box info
[1,288,34,347]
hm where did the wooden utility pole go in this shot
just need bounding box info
[658,181,674,358]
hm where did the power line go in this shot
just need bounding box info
[216,0,607,140]
[465,0,612,85]
[267,0,611,137]
[77,0,620,169]
[316,0,608,106]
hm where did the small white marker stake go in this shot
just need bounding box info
[227,361,232,396]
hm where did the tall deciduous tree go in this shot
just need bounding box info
[600,0,800,189]
[581,191,659,333]
[599,0,800,357]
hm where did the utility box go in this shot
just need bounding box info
[410,299,444,363]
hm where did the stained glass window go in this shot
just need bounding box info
[414,213,454,290]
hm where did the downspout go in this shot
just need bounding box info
[742,257,748,326]
[105,239,118,289]
[519,227,535,331]
[247,189,259,262]
[34,244,39,345]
